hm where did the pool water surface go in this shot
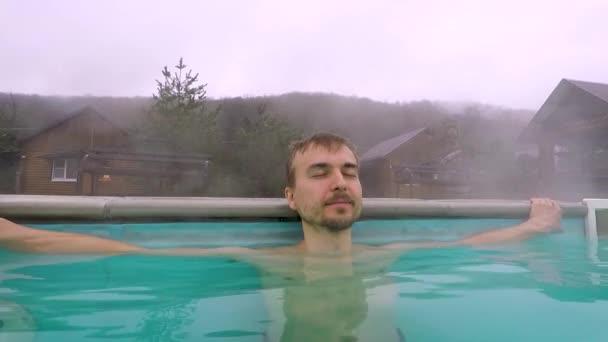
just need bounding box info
[1,218,607,342]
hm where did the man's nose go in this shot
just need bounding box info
[330,172,347,191]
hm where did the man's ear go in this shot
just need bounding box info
[285,187,297,210]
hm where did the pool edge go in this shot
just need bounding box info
[0,195,587,220]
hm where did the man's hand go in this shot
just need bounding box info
[524,198,562,233]
[435,198,563,247]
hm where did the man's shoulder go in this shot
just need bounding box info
[0,218,26,240]
[351,243,386,253]
[256,244,302,256]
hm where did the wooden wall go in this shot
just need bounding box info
[19,111,130,195]
[361,125,462,199]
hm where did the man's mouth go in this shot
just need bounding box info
[326,202,351,206]
[325,198,354,206]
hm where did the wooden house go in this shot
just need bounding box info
[359,121,472,198]
[16,107,211,196]
[519,79,608,199]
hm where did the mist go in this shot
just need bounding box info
[1,1,607,200]
[2,0,608,108]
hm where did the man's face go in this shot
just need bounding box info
[285,144,363,232]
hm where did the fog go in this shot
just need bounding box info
[1,0,607,200]
[2,0,608,109]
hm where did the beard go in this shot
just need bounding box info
[301,205,361,232]
[320,217,356,232]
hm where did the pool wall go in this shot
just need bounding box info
[0,195,587,221]
[0,195,599,263]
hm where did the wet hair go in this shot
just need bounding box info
[286,132,359,188]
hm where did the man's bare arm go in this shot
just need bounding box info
[0,218,275,262]
[383,198,562,251]
[0,218,147,254]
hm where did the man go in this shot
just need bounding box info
[0,132,562,256]
[0,132,561,341]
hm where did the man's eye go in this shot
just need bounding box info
[343,170,358,178]
[312,173,327,178]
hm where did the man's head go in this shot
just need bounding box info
[285,133,363,232]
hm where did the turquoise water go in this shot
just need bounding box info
[1,218,607,341]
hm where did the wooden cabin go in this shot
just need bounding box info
[360,121,470,198]
[16,107,211,196]
[519,79,608,200]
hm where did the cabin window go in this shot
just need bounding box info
[51,159,79,182]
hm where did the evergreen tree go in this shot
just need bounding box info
[143,58,219,155]
[0,94,18,193]
[0,94,17,153]
[234,104,302,196]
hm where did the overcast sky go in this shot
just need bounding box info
[1,0,607,109]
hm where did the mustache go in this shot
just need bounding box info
[324,193,355,205]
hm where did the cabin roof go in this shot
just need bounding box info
[520,79,608,143]
[361,127,426,162]
[18,106,128,144]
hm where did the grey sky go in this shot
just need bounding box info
[1,0,607,109]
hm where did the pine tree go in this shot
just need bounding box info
[0,94,17,153]
[144,58,219,155]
